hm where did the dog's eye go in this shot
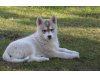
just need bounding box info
[42,30,46,33]
[50,29,54,32]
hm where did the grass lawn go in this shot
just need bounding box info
[0,6,100,71]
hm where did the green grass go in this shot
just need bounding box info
[0,6,100,71]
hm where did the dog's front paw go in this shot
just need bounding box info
[72,51,79,55]
[73,53,80,59]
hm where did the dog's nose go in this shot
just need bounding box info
[48,35,52,40]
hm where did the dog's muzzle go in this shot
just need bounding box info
[48,35,52,40]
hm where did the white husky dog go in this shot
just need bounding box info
[2,16,80,63]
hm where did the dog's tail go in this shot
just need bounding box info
[2,51,29,63]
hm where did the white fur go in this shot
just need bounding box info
[2,16,80,63]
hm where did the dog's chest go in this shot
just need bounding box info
[37,40,56,50]
[34,37,58,55]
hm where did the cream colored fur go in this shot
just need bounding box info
[2,16,80,63]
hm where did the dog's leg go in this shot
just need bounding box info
[50,50,79,59]
[28,55,49,62]
[58,48,79,55]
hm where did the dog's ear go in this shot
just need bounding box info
[36,16,43,25]
[51,16,57,24]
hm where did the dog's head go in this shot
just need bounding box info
[36,16,57,40]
